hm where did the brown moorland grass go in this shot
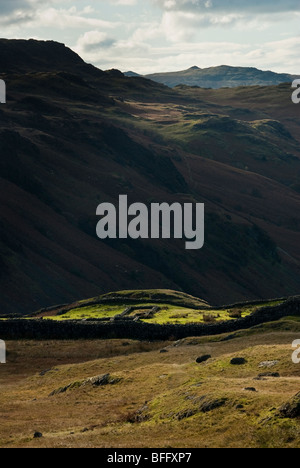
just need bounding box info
[0,320,299,448]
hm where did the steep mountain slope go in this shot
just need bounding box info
[0,39,300,314]
[126,65,297,89]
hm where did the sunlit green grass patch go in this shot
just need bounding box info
[41,297,286,324]
[46,305,125,321]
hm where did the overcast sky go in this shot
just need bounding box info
[0,0,300,74]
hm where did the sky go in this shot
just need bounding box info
[0,0,299,75]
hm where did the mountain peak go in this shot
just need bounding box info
[0,38,97,76]
[124,71,141,77]
[145,64,296,89]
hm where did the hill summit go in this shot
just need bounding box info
[125,65,298,89]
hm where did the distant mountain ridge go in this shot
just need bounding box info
[125,65,298,89]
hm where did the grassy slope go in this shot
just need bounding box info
[100,289,209,307]
[0,318,299,448]
[37,289,285,324]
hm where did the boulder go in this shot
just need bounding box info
[230,358,247,365]
[259,361,279,368]
[196,355,211,364]
[86,374,110,386]
[258,372,280,378]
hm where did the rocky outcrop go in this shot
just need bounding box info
[279,392,300,419]
[198,397,228,413]
[49,373,121,396]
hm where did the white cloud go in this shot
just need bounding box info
[0,3,116,35]
[104,0,137,4]
[161,10,245,42]
[77,30,116,52]
[151,0,300,41]
[35,7,115,29]
[0,0,299,77]
[152,0,300,14]
[74,26,300,75]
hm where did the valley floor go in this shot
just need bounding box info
[0,318,300,448]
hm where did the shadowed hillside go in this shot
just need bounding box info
[0,39,300,314]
